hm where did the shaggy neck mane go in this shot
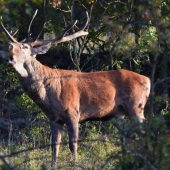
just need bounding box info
[19,58,59,86]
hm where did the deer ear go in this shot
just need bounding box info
[31,43,51,56]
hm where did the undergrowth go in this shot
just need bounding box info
[1,117,170,170]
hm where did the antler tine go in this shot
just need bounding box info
[59,12,89,37]
[55,11,89,40]
[0,17,18,43]
[80,11,89,31]
[33,19,77,42]
[73,12,89,31]
[26,9,38,42]
[57,20,77,40]
[12,29,18,37]
[33,21,46,42]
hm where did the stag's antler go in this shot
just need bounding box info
[0,10,89,47]
[31,11,89,47]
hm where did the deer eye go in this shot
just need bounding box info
[9,45,13,50]
[22,46,28,49]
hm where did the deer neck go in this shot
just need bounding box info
[17,58,56,86]
[17,58,61,106]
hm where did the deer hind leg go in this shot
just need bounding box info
[50,120,64,168]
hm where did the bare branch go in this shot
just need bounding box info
[154,77,170,89]
[0,155,14,170]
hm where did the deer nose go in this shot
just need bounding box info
[9,45,13,50]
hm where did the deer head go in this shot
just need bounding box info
[0,9,88,76]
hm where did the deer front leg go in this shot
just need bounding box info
[65,113,79,159]
[50,120,64,167]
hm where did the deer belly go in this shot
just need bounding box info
[79,100,116,122]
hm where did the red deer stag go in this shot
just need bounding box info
[0,10,150,166]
